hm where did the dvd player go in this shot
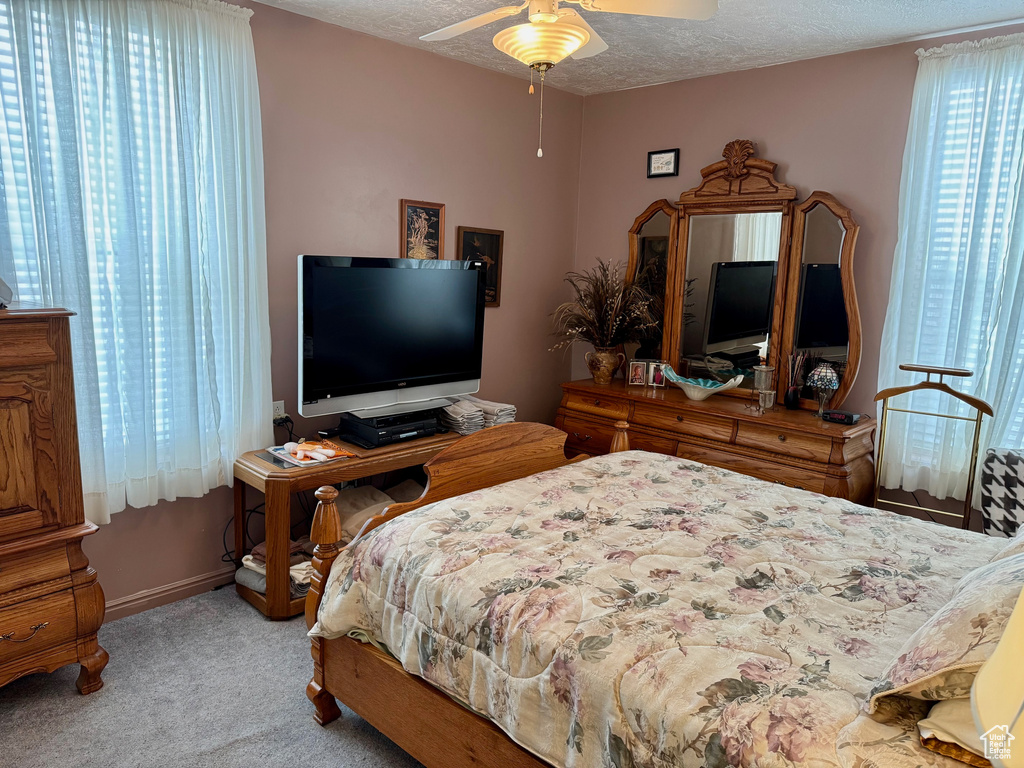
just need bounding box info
[319,409,441,448]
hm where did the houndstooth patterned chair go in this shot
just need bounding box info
[980,448,1023,537]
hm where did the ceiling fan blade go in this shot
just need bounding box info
[419,4,527,42]
[579,0,717,20]
[559,10,609,60]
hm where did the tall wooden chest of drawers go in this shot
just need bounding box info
[555,379,876,503]
[0,304,107,693]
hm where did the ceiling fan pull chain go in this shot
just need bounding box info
[529,68,535,95]
[537,68,545,158]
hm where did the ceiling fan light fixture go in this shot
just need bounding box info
[492,22,590,67]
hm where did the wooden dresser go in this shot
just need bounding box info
[0,304,107,693]
[555,379,876,503]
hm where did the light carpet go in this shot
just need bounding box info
[0,587,422,768]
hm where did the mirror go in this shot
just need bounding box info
[632,143,860,408]
[627,201,678,360]
[677,212,782,387]
[782,192,861,409]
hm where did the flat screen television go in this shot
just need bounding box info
[298,256,486,418]
[702,261,777,354]
[794,263,848,357]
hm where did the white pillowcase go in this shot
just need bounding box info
[991,525,1024,562]
[918,699,984,757]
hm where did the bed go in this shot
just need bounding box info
[304,422,1021,768]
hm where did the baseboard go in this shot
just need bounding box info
[104,566,236,623]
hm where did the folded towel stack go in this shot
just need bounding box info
[440,399,486,435]
[441,396,517,434]
[462,395,516,428]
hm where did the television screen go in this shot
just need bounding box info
[300,257,485,415]
[795,264,849,349]
[704,261,777,351]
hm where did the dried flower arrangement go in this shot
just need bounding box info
[551,260,656,350]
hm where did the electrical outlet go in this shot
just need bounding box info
[272,400,286,419]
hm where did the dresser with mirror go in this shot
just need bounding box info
[556,140,876,502]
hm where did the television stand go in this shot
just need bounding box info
[233,432,461,619]
[318,408,443,448]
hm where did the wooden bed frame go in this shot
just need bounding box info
[304,421,629,768]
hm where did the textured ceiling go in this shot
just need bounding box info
[255,0,1024,95]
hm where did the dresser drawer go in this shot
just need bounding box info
[734,422,832,462]
[0,589,77,666]
[0,545,71,598]
[561,415,618,454]
[632,401,734,442]
[561,414,677,456]
[676,442,826,494]
[562,392,630,421]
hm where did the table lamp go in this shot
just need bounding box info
[972,585,1024,768]
[805,362,839,417]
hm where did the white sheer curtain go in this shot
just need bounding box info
[0,0,274,524]
[732,212,782,262]
[878,33,1024,501]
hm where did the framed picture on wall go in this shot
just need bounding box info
[647,148,679,178]
[400,199,445,259]
[456,226,504,307]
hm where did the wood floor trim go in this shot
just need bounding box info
[104,565,236,622]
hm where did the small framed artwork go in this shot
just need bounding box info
[456,226,504,307]
[400,199,445,260]
[647,148,679,178]
[648,362,667,387]
[627,360,648,386]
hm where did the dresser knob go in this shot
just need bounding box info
[676,415,684,422]
[777,434,787,442]
[593,399,601,406]
[572,432,593,442]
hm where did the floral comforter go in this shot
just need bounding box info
[311,451,1002,768]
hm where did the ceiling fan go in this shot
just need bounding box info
[420,0,717,157]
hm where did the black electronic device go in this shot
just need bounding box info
[794,264,849,355]
[299,256,486,419]
[702,261,777,356]
[320,408,442,448]
[823,409,860,425]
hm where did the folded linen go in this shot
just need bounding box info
[234,567,309,599]
[241,554,312,586]
[441,396,516,434]
[250,538,304,565]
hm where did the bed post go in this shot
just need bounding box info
[306,485,343,726]
[610,420,631,453]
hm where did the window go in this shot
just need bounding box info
[878,33,1024,501]
[0,0,273,524]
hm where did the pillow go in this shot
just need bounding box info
[334,486,395,542]
[990,525,1024,563]
[918,699,991,767]
[868,552,1024,712]
[384,478,425,503]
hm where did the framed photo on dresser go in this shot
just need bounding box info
[456,226,504,307]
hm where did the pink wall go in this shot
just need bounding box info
[85,2,584,608]
[84,9,1024,614]
[573,24,1024,414]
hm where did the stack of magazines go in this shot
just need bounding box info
[441,396,516,435]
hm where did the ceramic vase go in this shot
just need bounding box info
[585,347,625,385]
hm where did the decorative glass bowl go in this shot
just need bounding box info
[662,366,745,401]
